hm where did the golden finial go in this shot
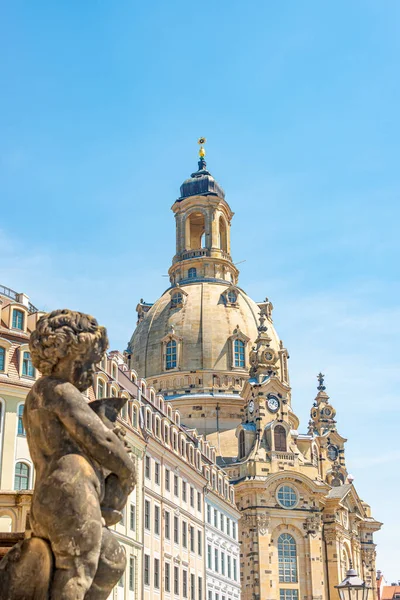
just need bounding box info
[198,137,206,158]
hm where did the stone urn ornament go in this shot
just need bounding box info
[0,309,137,600]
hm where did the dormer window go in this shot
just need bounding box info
[166,340,177,370]
[171,292,183,308]
[188,268,197,279]
[12,309,24,330]
[234,339,245,368]
[227,290,237,303]
[22,352,35,378]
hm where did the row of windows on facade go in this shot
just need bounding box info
[145,500,203,555]
[144,557,203,599]
[0,347,35,377]
[117,555,136,592]
[206,545,238,582]
[208,593,297,600]
[206,504,237,540]
[145,457,203,510]
[145,451,233,504]
[165,338,246,370]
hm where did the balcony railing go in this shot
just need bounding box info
[0,284,38,314]
[181,249,211,260]
[271,451,297,462]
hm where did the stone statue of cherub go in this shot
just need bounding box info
[0,309,137,600]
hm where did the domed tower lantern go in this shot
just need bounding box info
[169,138,239,286]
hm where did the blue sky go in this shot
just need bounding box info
[1,0,399,580]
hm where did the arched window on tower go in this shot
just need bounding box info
[219,216,227,252]
[186,212,205,250]
[188,268,197,279]
[166,340,177,370]
[274,425,287,452]
[278,533,298,582]
[234,339,245,368]
[239,430,246,459]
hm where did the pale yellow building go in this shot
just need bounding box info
[128,145,382,600]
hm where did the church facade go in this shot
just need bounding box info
[128,143,382,600]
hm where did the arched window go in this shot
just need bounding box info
[12,309,24,330]
[0,347,5,372]
[186,212,205,250]
[278,533,297,582]
[171,292,183,307]
[239,430,246,458]
[274,425,287,452]
[166,340,177,370]
[14,462,30,491]
[22,352,35,377]
[17,404,25,436]
[219,217,227,252]
[188,268,197,279]
[97,379,105,399]
[234,339,245,368]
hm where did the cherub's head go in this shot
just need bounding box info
[30,309,109,391]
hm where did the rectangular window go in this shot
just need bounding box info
[155,505,160,535]
[12,309,24,330]
[226,518,230,536]
[155,462,160,485]
[144,499,150,531]
[227,555,231,579]
[120,506,125,526]
[233,558,237,581]
[166,340,177,370]
[145,456,151,479]
[0,347,5,372]
[214,509,218,528]
[129,556,135,591]
[190,486,194,507]
[208,592,212,600]
[182,521,187,548]
[191,573,195,600]
[165,468,170,491]
[280,591,299,600]
[165,510,170,539]
[130,504,136,531]
[221,551,225,576]
[197,491,201,512]
[17,404,26,436]
[234,339,245,367]
[22,352,35,377]
[174,474,179,496]
[232,522,236,540]
[183,569,188,598]
[214,548,219,573]
[207,504,211,524]
[118,573,124,588]
[220,513,224,532]
[165,562,170,592]
[182,481,187,502]
[174,566,179,595]
[174,516,179,544]
[154,558,160,589]
[190,526,195,552]
[198,576,202,600]
[144,554,150,586]
[197,530,202,556]
[207,544,212,569]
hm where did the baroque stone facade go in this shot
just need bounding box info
[128,146,382,600]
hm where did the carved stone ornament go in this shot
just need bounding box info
[303,513,322,535]
[0,309,137,600]
[241,512,270,535]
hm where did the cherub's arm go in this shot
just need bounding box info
[52,382,135,486]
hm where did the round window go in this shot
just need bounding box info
[276,485,298,509]
[227,290,237,303]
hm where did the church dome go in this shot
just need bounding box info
[130,280,281,386]
[179,160,225,201]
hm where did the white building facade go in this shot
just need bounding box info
[205,490,241,600]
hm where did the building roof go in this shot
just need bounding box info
[327,483,353,499]
[178,158,225,201]
[382,587,400,600]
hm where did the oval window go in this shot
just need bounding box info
[277,485,298,509]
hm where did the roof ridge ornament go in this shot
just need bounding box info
[317,372,326,392]
[197,137,207,172]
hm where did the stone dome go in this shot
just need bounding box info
[130,280,281,383]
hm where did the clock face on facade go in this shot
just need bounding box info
[248,400,255,414]
[267,395,279,413]
[265,351,273,361]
